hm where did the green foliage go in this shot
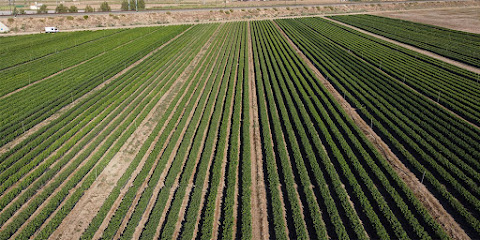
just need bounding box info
[69,5,78,13]
[330,14,480,68]
[100,1,111,12]
[84,5,94,12]
[83,15,89,20]
[55,4,68,13]
[37,4,48,14]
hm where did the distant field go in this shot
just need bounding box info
[0,15,479,239]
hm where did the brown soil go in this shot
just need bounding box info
[0,26,173,158]
[327,17,480,75]
[0,52,161,234]
[247,22,269,240]
[7,64,152,239]
[2,0,478,34]
[111,34,206,240]
[131,27,223,240]
[211,39,239,240]
[378,6,480,34]
[276,19,470,240]
[190,27,236,239]
[169,25,229,240]
[325,17,480,129]
[45,27,192,240]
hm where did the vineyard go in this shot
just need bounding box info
[0,14,479,240]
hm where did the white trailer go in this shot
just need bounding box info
[45,27,59,33]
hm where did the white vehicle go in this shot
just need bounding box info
[45,27,59,33]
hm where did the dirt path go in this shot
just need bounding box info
[116,26,223,240]
[247,22,269,240]
[0,71,156,232]
[325,17,480,75]
[167,25,229,240]
[91,62,198,240]
[0,53,163,211]
[0,56,102,101]
[7,70,152,239]
[0,26,189,157]
[46,46,185,240]
[39,26,193,240]
[275,20,470,240]
[0,28,159,102]
[323,17,480,130]
[8,41,177,238]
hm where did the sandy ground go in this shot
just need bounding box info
[378,6,480,34]
[1,0,479,34]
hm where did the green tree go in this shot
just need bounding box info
[12,7,18,16]
[84,5,94,12]
[37,4,48,14]
[69,5,78,13]
[121,0,129,11]
[138,0,145,10]
[100,1,111,12]
[55,4,68,13]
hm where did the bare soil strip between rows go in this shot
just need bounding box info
[0,74,153,232]
[324,17,480,130]
[47,39,189,240]
[0,59,159,211]
[247,22,269,240]
[0,30,124,73]
[168,26,230,240]
[7,49,172,239]
[150,45,224,240]
[91,67,196,240]
[0,28,156,102]
[0,26,188,213]
[0,26,190,156]
[0,56,102,101]
[190,29,237,240]
[274,20,470,240]
[211,37,240,240]
[115,26,223,240]
[324,17,480,75]
[87,28,203,240]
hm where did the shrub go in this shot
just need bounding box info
[66,16,74,20]
[37,4,48,14]
[83,15,89,20]
[55,4,68,13]
[8,18,14,23]
[100,1,111,12]
[166,11,171,15]
[19,9,26,14]
[69,5,78,13]
[85,5,94,12]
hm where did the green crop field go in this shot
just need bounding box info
[0,15,479,240]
